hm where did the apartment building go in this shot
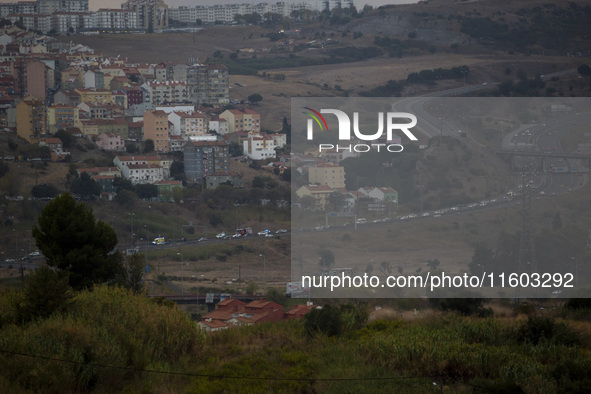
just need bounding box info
[183,139,229,183]
[168,111,207,138]
[308,162,345,189]
[47,103,79,132]
[121,0,168,31]
[141,80,188,106]
[143,109,170,153]
[95,8,138,32]
[186,63,228,106]
[16,95,46,142]
[242,133,275,160]
[219,109,260,134]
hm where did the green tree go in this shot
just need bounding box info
[304,305,343,337]
[0,161,8,177]
[70,171,102,199]
[115,189,137,207]
[135,184,159,200]
[31,183,59,199]
[7,139,17,152]
[32,193,122,290]
[55,129,75,148]
[243,12,262,25]
[20,265,73,322]
[115,252,145,294]
[170,161,185,180]
[245,281,259,295]
[266,287,287,305]
[113,177,135,193]
[144,139,155,153]
[247,93,263,103]
[229,142,243,157]
[577,64,591,77]
[299,195,316,211]
[252,176,265,188]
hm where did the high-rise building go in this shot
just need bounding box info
[16,96,46,143]
[121,0,168,31]
[186,63,228,106]
[25,61,47,102]
[143,109,170,153]
[37,0,89,14]
[183,140,229,183]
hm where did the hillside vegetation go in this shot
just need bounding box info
[1,284,591,393]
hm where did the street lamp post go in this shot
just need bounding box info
[259,254,266,292]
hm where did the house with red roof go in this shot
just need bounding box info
[198,298,313,332]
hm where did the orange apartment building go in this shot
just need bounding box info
[143,109,170,153]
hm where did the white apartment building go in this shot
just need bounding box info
[141,81,188,106]
[243,133,276,160]
[7,13,52,33]
[52,12,86,34]
[168,111,208,138]
[209,117,229,135]
[169,2,320,24]
[120,163,165,184]
[95,9,138,31]
[38,0,89,14]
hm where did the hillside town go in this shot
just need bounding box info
[0,6,400,215]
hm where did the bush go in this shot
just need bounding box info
[0,286,205,392]
[432,297,489,316]
[515,316,580,346]
[305,305,343,337]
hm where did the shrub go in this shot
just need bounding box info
[515,316,580,346]
[304,305,343,337]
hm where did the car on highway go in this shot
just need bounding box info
[198,237,207,242]
[216,232,226,239]
[275,229,287,234]
[257,230,270,236]
[152,237,166,245]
